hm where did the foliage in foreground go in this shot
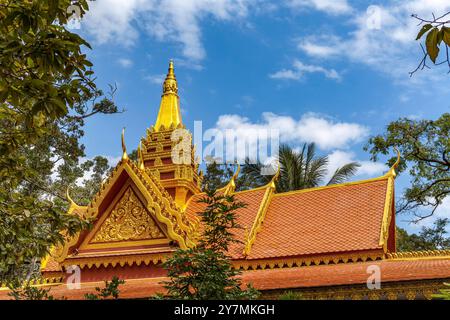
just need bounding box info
[0,0,119,285]
[278,291,303,300]
[412,12,450,75]
[162,189,259,300]
[8,275,125,300]
[85,276,125,300]
[9,284,55,300]
[433,283,450,300]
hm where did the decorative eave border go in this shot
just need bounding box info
[233,250,384,271]
[262,279,450,300]
[386,250,450,260]
[61,252,169,270]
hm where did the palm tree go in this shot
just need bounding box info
[241,143,360,193]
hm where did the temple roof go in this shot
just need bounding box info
[247,178,389,259]
[184,174,395,261]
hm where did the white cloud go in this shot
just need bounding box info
[287,0,352,15]
[327,150,387,182]
[144,73,166,85]
[269,69,301,80]
[297,35,342,57]
[205,113,379,179]
[214,112,368,150]
[117,58,134,68]
[83,0,252,61]
[269,59,341,81]
[296,1,450,84]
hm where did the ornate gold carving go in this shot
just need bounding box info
[91,188,165,243]
[263,279,449,300]
[379,175,394,252]
[234,250,384,271]
[243,167,280,256]
[386,250,450,260]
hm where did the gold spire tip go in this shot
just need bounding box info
[121,128,128,161]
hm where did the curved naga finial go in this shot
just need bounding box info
[232,161,241,180]
[66,187,81,209]
[138,141,145,170]
[387,147,401,178]
[220,161,241,195]
[270,159,281,187]
[121,127,128,161]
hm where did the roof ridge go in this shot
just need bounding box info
[272,175,390,198]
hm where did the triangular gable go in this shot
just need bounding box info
[79,185,170,251]
[51,158,196,264]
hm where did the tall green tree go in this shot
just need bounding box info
[396,218,450,251]
[0,0,120,286]
[241,143,360,193]
[162,189,259,300]
[365,114,449,221]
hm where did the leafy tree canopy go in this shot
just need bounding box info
[0,0,120,286]
[396,218,450,252]
[365,114,449,221]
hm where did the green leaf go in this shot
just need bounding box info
[426,28,440,63]
[443,26,450,47]
[416,24,432,40]
[437,29,444,45]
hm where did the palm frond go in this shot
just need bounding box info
[307,156,329,188]
[327,162,361,185]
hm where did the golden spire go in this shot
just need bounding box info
[154,60,182,131]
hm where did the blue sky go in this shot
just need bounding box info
[72,0,450,233]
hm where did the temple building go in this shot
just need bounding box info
[30,61,450,299]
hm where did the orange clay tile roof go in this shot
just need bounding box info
[242,258,450,291]
[8,258,448,300]
[184,188,267,258]
[184,178,389,260]
[247,179,389,259]
[42,256,62,272]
